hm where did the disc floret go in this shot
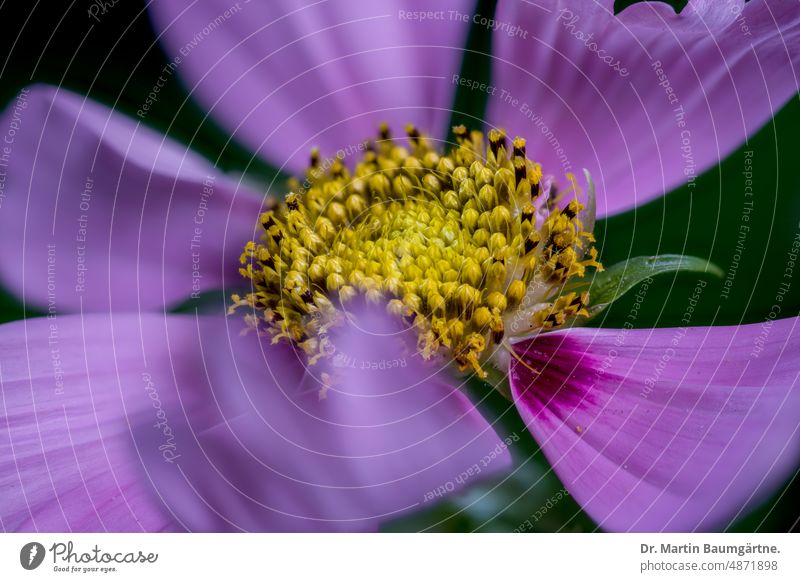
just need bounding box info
[231,124,601,378]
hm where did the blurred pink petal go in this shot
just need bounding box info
[0,313,214,531]
[143,305,512,531]
[489,0,800,215]
[0,85,264,312]
[148,0,473,172]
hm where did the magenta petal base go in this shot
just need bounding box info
[509,320,800,532]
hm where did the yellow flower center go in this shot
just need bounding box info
[231,124,602,379]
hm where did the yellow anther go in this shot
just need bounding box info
[442,190,460,210]
[462,259,483,287]
[487,260,506,290]
[326,273,346,291]
[456,333,487,378]
[456,284,481,319]
[428,292,446,315]
[476,166,495,190]
[369,173,391,198]
[512,137,527,158]
[489,232,507,255]
[437,156,456,176]
[403,155,424,177]
[393,174,415,198]
[493,167,515,201]
[513,157,527,184]
[386,298,406,318]
[452,165,469,188]
[507,279,526,306]
[422,173,442,196]
[473,306,492,328]
[469,160,484,178]
[403,293,422,312]
[472,246,491,265]
[326,202,348,225]
[458,178,477,204]
[422,151,440,168]
[462,207,479,231]
[472,228,490,247]
[339,285,358,304]
[442,268,459,283]
[486,291,508,313]
[346,194,367,217]
[524,231,541,254]
[523,255,538,280]
[490,206,512,233]
[488,128,506,156]
[478,184,497,208]
[310,147,321,167]
[405,123,421,143]
[382,275,403,295]
[379,157,399,177]
[416,254,433,271]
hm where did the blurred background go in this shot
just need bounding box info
[0,0,797,531]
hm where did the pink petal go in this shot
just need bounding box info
[0,313,215,531]
[147,0,473,173]
[142,305,512,531]
[488,0,800,216]
[508,318,800,531]
[0,85,264,312]
[1,307,510,532]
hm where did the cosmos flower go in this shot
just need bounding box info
[0,0,799,532]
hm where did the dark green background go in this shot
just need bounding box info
[0,0,796,531]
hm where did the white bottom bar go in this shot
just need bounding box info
[1,533,797,580]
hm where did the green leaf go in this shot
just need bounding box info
[582,254,723,315]
[446,0,496,133]
[614,1,689,15]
